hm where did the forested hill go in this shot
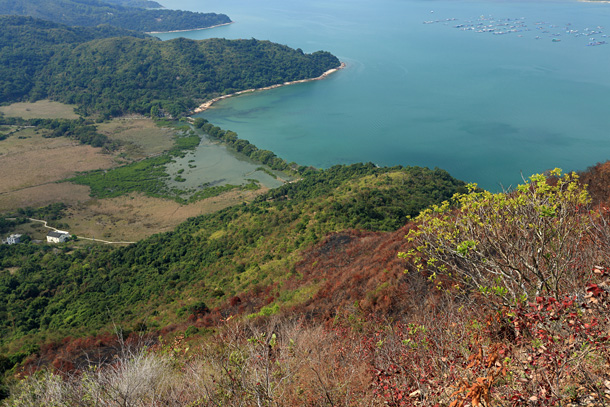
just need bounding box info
[0,0,230,33]
[0,16,341,117]
[0,16,149,102]
[0,164,466,351]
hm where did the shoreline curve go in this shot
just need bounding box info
[193,62,347,114]
[146,21,234,34]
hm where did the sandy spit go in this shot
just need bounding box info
[193,62,347,114]
[146,22,233,34]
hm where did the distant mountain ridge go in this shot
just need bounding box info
[103,0,163,8]
[0,0,230,32]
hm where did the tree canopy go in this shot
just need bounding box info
[0,0,230,33]
[403,169,594,304]
[0,16,341,117]
[0,164,466,347]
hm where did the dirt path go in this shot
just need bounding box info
[28,218,135,245]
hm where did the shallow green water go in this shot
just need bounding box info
[166,136,285,193]
[156,0,610,190]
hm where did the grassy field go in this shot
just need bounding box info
[0,112,275,242]
[97,117,176,160]
[10,217,68,242]
[0,100,79,119]
[0,128,115,211]
[2,185,270,243]
[0,124,15,137]
[63,188,269,241]
[0,183,92,216]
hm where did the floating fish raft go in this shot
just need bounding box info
[424,15,607,46]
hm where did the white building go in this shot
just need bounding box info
[5,234,22,244]
[47,231,70,243]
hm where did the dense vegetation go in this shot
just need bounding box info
[104,0,162,8]
[0,16,148,103]
[0,164,465,360]
[17,203,68,223]
[0,16,341,118]
[2,167,610,405]
[0,0,230,33]
[0,219,22,236]
[405,169,592,303]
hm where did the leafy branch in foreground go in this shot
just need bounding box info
[402,169,594,304]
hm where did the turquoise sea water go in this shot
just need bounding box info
[156,0,610,190]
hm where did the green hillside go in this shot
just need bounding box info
[0,16,148,102]
[0,0,230,33]
[0,16,341,117]
[2,166,609,405]
[0,164,465,348]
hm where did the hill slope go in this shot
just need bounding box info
[0,15,148,102]
[0,164,466,348]
[0,0,230,33]
[0,16,341,117]
[3,165,610,405]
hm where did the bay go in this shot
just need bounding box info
[155,0,610,190]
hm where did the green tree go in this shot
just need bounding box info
[403,169,594,304]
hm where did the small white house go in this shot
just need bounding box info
[6,234,22,245]
[47,230,70,243]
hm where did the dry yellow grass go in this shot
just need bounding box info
[0,129,99,211]
[1,180,268,242]
[0,128,58,154]
[65,188,268,241]
[97,117,176,159]
[0,131,115,203]
[0,118,266,242]
[0,183,91,213]
[0,100,79,119]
